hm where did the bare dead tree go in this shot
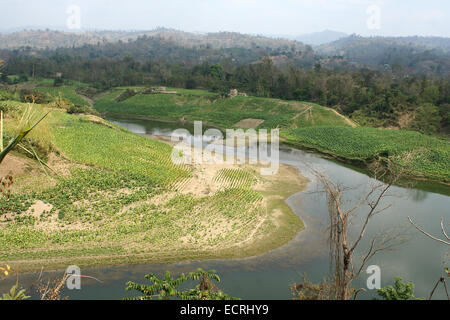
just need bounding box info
[303,158,410,300]
[408,216,449,300]
[34,272,70,300]
[291,274,336,300]
[32,268,103,300]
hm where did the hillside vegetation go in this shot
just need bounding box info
[94,87,351,129]
[317,35,450,74]
[0,28,311,51]
[92,86,449,183]
[0,98,306,271]
[2,82,448,184]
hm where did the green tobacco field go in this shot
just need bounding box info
[0,99,305,271]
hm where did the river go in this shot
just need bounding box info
[2,116,449,300]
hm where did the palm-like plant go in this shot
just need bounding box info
[0,265,30,300]
[0,284,30,300]
[0,105,49,165]
[125,268,236,300]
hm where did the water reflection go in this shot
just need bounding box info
[408,189,429,202]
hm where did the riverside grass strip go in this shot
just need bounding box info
[281,126,450,183]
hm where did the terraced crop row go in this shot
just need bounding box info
[0,108,274,269]
[52,111,191,186]
[213,168,257,189]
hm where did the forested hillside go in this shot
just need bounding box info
[1,30,449,135]
[318,35,450,75]
[0,28,312,52]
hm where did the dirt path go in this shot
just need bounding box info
[326,107,358,127]
[292,106,312,120]
[234,118,265,129]
[292,105,357,128]
[78,93,94,107]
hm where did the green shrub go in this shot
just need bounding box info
[19,89,51,104]
[0,88,14,102]
[376,277,423,300]
[67,104,99,116]
[115,89,137,102]
[53,77,64,87]
[0,284,30,300]
[126,269,238,300]
[75,86,99,99]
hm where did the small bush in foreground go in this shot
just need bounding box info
[67,104,99,116]
[375,277,423,300]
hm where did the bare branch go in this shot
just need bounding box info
[349,182,393,255]
[429,277,447,300]
[443,279,450,300]
[408,217,450,246]
[441,218,450,242]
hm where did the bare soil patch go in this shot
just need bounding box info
[0,154,34,177]
[234,118,265,129]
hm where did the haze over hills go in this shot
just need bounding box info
[0,28,449,74]
[317,34,450,74]
[1,27,448,54]
[0,28,318,68]
[318,34,450,54]
[0,28,311,52]
[293,30,348,46]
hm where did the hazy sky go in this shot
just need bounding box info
[3,0,450,37]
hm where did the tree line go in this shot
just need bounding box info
[1,49,449,134]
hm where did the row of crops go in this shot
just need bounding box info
[213,168,257,189]
[91,85,450,183]
[51,111,191,186]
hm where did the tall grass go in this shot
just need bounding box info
[0,104,50,164]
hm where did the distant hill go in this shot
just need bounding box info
[318,35,450,54]
[317,35,450,74]
[0,28,311,52]
[294,30,348,46]
[1,29,449,74]
[0,28,316,68]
